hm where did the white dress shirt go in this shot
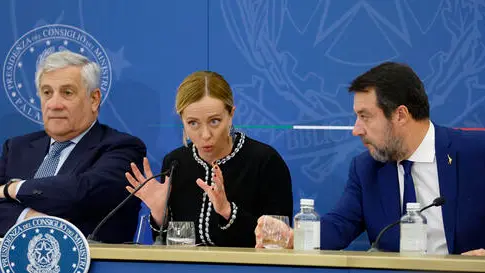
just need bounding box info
[15,121,97,223]
[397,121,448,254]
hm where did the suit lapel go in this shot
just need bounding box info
[57,122,102,175]
[434,125,457,253]
[377,162,401,250]
[28,135,51,179]
[378,163,400,219]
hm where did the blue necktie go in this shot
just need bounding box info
[34,141,72,178]
[401,160,417,215]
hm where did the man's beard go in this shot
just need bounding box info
[365,123,406,163]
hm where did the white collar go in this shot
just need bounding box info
[405,121,435,163]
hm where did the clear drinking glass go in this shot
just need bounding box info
[166,221,196,246]
[261,215,290,249]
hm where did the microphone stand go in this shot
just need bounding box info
[153,162,177,245]
[87,171,167,243]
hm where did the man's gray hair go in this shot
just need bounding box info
[35,50,100,93]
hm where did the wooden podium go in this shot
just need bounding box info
[88,244,485,273]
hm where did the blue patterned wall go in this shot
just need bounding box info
[2,0,485,248]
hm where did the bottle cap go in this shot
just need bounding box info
[300,199,314,206]
[406,202,421,210]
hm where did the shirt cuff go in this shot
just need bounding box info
[16,208,30,224]
[14,180,26,197]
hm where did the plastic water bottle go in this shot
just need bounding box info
[400,202,427,254]
[293,199,320,250]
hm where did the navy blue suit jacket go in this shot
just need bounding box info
[0,121,146,243]
[321,124,485,254]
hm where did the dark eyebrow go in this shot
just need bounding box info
[356,109,372,116]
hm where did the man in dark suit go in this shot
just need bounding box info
[255,62,485,256]
[0,50,146,243]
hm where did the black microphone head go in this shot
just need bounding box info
[433,197,445,206]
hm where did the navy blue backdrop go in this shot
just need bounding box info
[2,0,485,249]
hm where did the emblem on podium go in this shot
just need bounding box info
[0,216,90,273]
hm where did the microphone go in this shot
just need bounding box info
[161,160,178,224]
[87,160,179,243]
[367,197,446,252]
[418,196,445,213]
[153,160,179,245]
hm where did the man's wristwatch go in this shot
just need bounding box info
[3,178,21,202]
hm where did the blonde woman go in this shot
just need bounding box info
[126,71,293,247]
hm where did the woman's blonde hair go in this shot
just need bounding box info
[176,71,234,145]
